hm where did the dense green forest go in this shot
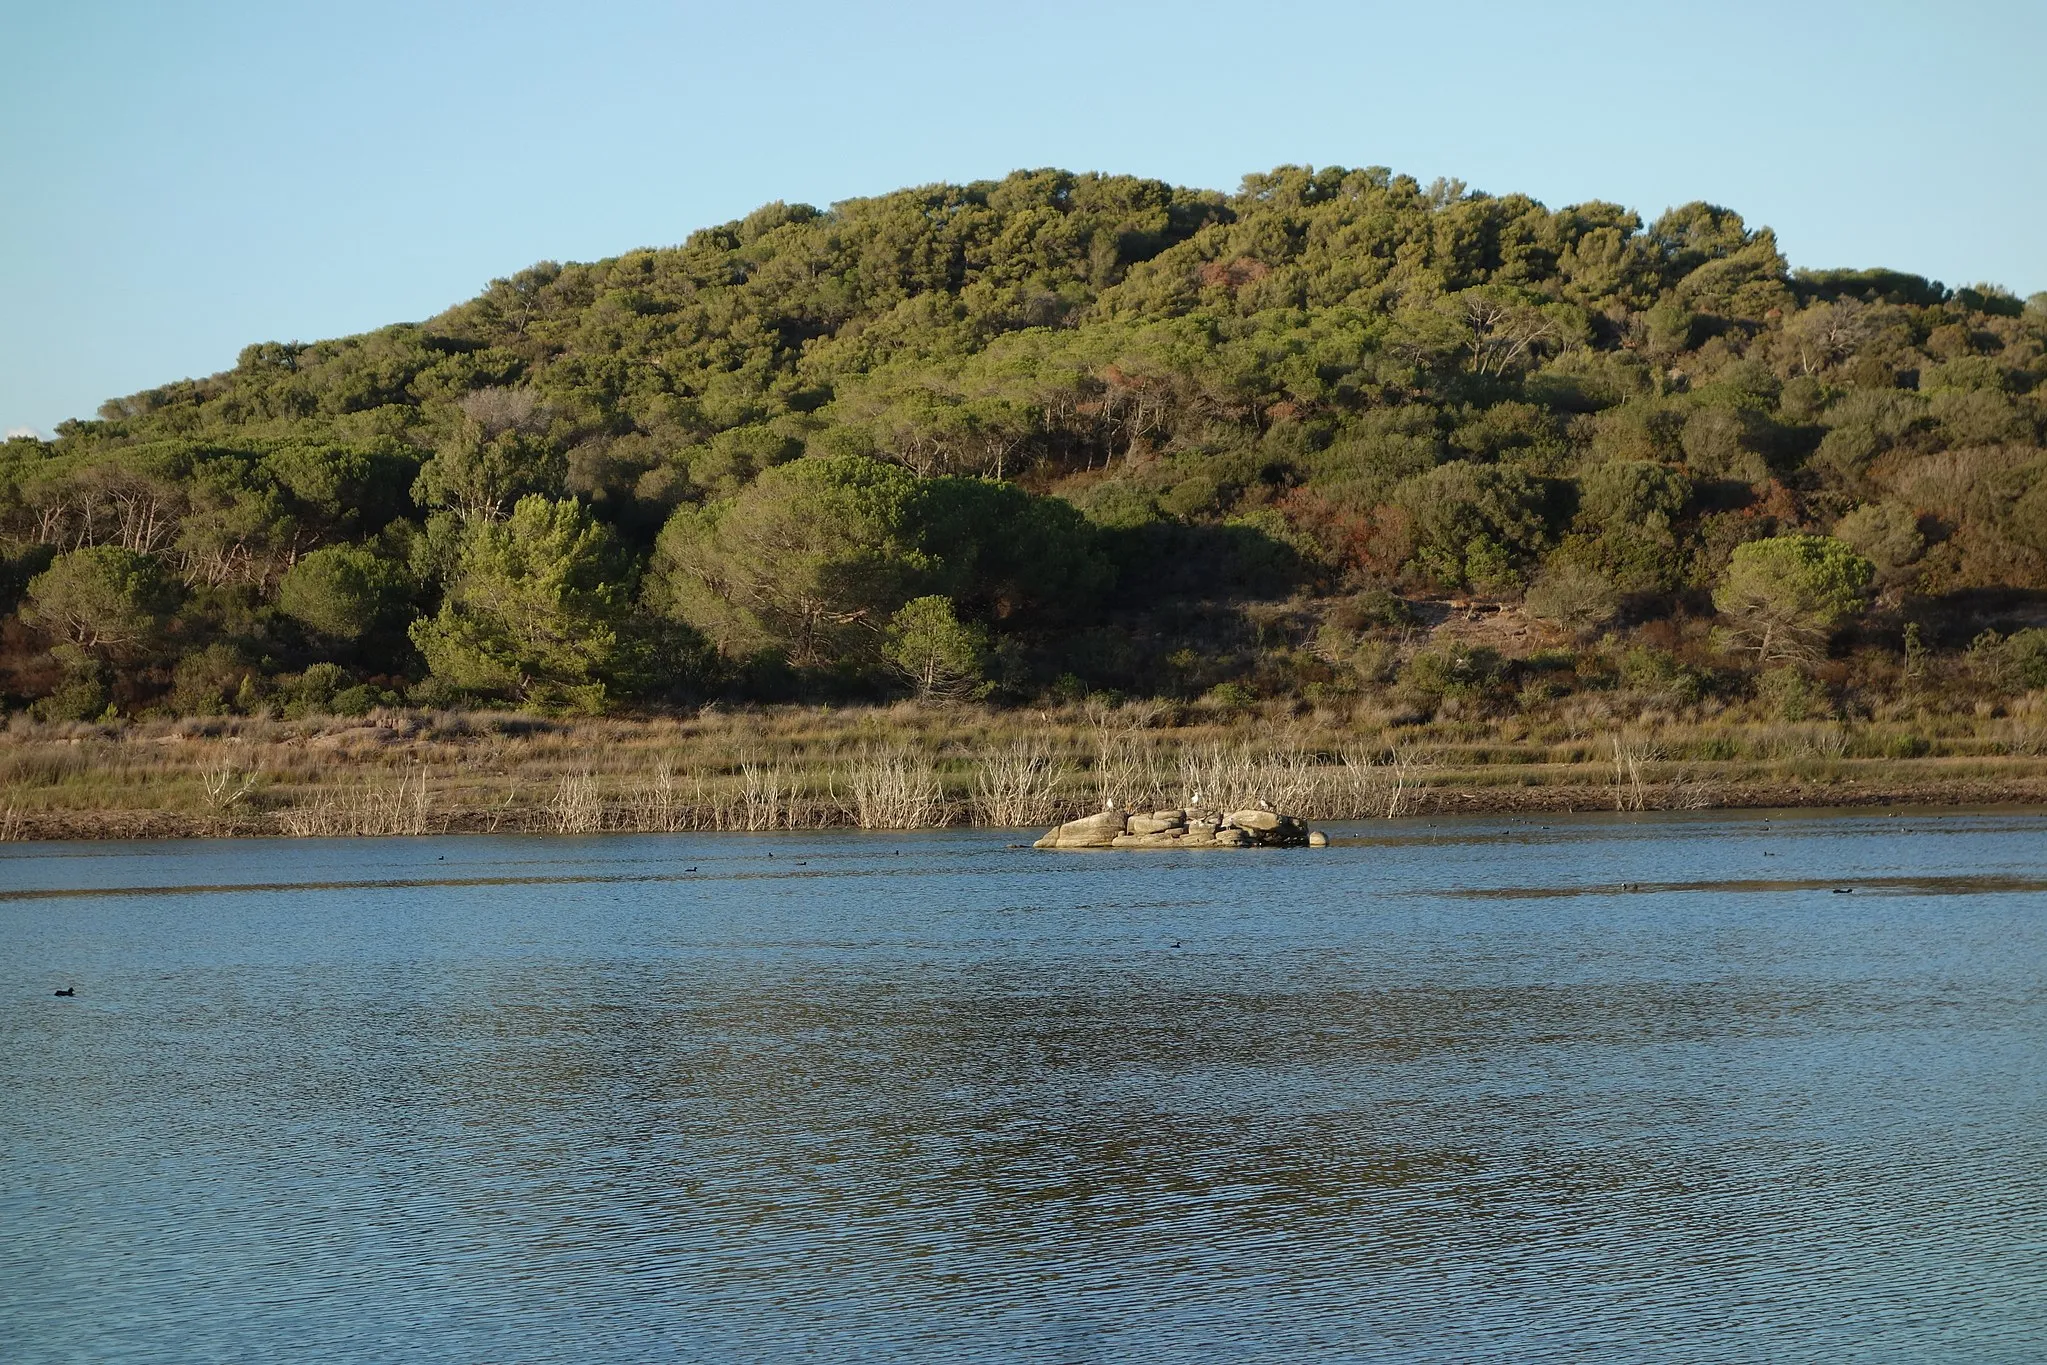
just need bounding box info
[5,164,2046,722]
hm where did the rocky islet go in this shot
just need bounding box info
[1034,805,1328,849]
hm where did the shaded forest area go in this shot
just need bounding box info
[5,165,2047,728]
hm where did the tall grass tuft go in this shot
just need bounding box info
[549,770,603,834]
[1997,694,2047,756]
[278,766,433,836]
[639,759,681,833]
[1090,736,1171,812]
[200,758,258,812]
[1174,741,1393,819]
[973,739,1070,827]
[844,746,947,829]
[1610,732,1651,811]
[739,761,792,830]
[1381,744,1427,819]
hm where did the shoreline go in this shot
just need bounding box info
[3,706,2043,842]
[5,775,2042,843]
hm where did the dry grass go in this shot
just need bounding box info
[972,739,1069,828]
[1176,741,1391,819]
[1610,733,1651,812]
[275,766,432,837]
[549,771,602,834]
[1998,695,2047,757]
[200,758,258,812]
[841,746,946,830]
[0,698,2043,839]
[1382,744,1429,819]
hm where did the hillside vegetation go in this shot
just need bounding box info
[5,164,2047,730]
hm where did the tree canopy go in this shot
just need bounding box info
[1712,535,1876,663]
[410,495,642,712]
[23,547,180,655]
[2,163,2043,715]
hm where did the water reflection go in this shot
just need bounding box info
[3,811,2045,1361]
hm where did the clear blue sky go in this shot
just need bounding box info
[3,0,2042,436]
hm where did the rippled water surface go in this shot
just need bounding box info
[5,810,2046,1362]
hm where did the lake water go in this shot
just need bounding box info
[4,810,2045,1363]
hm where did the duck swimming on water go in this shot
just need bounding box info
[53,987,75,997]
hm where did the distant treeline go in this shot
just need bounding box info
[3,164,2045,721]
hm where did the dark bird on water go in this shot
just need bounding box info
[54,987,75,997]
[685,867,698,873]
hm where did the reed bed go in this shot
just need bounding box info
[841,747,947,830]
[275,766,433,837]
[549,771,603,834]
[972,739,1069,828]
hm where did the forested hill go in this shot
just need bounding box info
[5,165,2046,720]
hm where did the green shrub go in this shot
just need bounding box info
[32,644,110,722]
[1525,560,1619,634]
[1884,733,1932,759]
[1619,647,1703,703]
[170,644,256,716]
[1758,666,1828,721]
[282,662,350,718]
[1329,587,1414,631]
[2012,629,2047,690]
[1204,681,1256,711]
[329,684,385,717]
[1406,645,1509,698]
